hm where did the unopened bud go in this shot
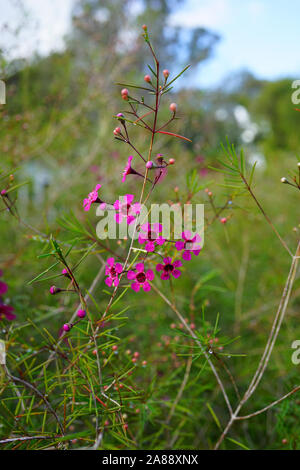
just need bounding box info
[114,127,121,136]
[1,189,7,196]
[77,309,86,319]
[168,158,175,165]
[169,103,177,113]
[146,161,153,169]
[50,285,62,295]
[142,25,147,31]
[61,268,71,278]
[220,217,227,224]
[63,323,71,332]
[280,177,288,184]
[163,69,169,79]
[144,75,151,83]
[117,113,125,123]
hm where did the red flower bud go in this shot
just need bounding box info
[163,69,169,79]
[144,74,151,83]
[169,102,177,113]
[168,158,175,165]
[113,127,121,136]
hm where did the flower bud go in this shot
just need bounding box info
[121,89,129,100]
[77,309,86,319]
[61,268,71,278]
[63,324,71,332]
[169,103,177,113]
[114,127,121,136]
[146,161,153,169]
[117,113,125,123]
[50,285,61,295]
[144,74,151,83]
[1,189,7,196]
[220,217,227,224]
[168,158,175,165]
[142,25,147,31]
[280,177,288,184]
[163,69,169,79]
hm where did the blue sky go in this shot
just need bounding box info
[169,0,300,87]
[1,0,300,88]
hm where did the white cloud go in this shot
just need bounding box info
[168,0,230,29]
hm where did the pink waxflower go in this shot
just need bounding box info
[0,303,16,321]
[105,257,123,287]
[127,263,154,292]
[138,223,165,252]
[175,231,202,261]
[113,194,141,225]
[83,184,106,212]
[156,258,182,280]
[122,156,136,182]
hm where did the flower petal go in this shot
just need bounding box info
[143,281,151,292]
[127,270,136,280]
[135,263,144,272]
[145,241,155,252]
[125,194,134,204]
[131,282,140,292]
[173,260,182,268]
[161,272,170,280]
[182,250,192,261]
[115,263,123,273]
[182,230,192,240]
[172,269,181,278]
[175,241,185,251]
[105,277,113,287]
[146,269,154,281]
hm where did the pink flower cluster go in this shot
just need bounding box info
[103,228,201,291]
